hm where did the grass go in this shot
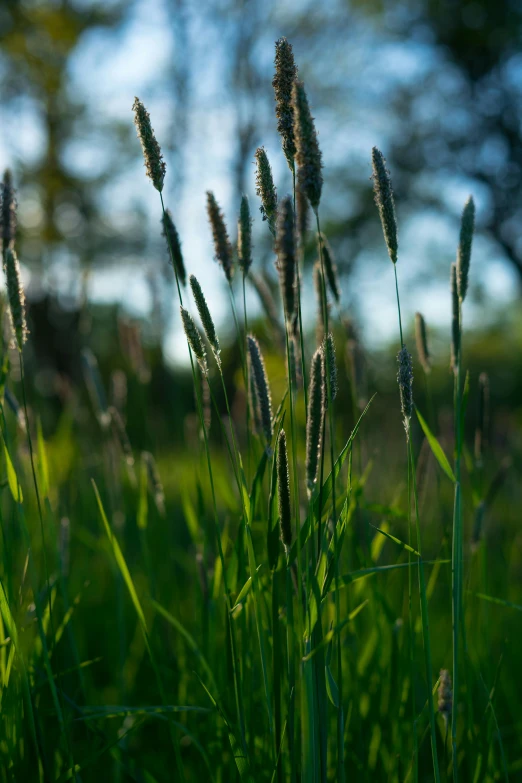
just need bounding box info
[0,39,520,782]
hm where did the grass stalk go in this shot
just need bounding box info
[160,191,248,761]
[393,260,440,782]
[316,209,343,780]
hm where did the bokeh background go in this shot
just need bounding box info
[1,0,522,464]
[2,4,522,779]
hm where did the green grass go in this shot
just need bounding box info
[0,42,521,782]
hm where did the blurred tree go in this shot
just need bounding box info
[0,0,137,264]
[381,0,522,286]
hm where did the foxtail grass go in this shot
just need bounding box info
[372,147,440,783]
[450,194,476,781]
[255,147,278,235]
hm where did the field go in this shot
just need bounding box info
[0,37,521,783]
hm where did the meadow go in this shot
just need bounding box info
[0,37,521,783]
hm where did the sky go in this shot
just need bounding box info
[0,0,518,367]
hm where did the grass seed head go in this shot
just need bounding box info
[471,457,510,551]
[201,371,211,431]
[249,271,285,347]
[296,182,309,247]
[4,248,28,352]
[132,97,166,192]
[237,195,253,274]
[180,306,208,374]
[313,261,328,343]
[59,518,70,578]
[415,312,431,375]
[254,147,278,234]
[306,347,325,493]
[371,147,398,264]
[293,80,323,212]
[247,334,273,448]
[456,195,475,302]
[81,348,110,428]
[275,195,296,326]
[248,352,263,436]
[450,263,460,373]
[289,333,302,384]
[189,274,220,361]
[322,332,338,407]
[206,191,234,282]
[109,406,136,483]
[475,371,489,464]
[277,428,292,551]
[273,37,298,171]
[162,209,186,287]
[438,669,452,722]
[142,451,166,516]
[345,319,367,411]
[1,169,17,253]
[319,233,340,303]
[397,345,413,436]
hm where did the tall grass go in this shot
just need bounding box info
[0,40,518,783]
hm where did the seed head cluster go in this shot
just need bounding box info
[397,345,413,436]
[247,335,273,448]
[306,348,325,493]
[255,147,278,233]
[275,195,296,326]
[1,169,17,253]
[319,233,340,303]
[180,306,208,374]
[237,195,253,274]
[272,37,298,171]
[296,183,309,247]
[450,263,460,373]
[132,97,166,192]
[189,275,220,361]
[371,147,398,264]
[322,332,338,407]
[206,191,234,282]
[456,195,475,302]
[313,262,327,343]
[277,429,292,551]
[162,209,186,287]
[293,81,323,212]
[415,312,431,375]
[4,248,28,352]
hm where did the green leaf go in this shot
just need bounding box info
[288,395,375,563]
[473,592,522,612]
[325,664,339,708]
[326,560,451,595]
[194,673,254,783]
[36,418,49,499]
[460,370,470,447]
[92,480,147,632]
[369,524,420,557]
[0,580,38,756]
[267,414,285,571]
[249,449,268,521]
[2,439,22,503]
[302,601,368,662]
[137,456,148,530]
[415,407,456,483]
[181,491,199,546]
[231,564,265,610]
[76,704,211,720]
